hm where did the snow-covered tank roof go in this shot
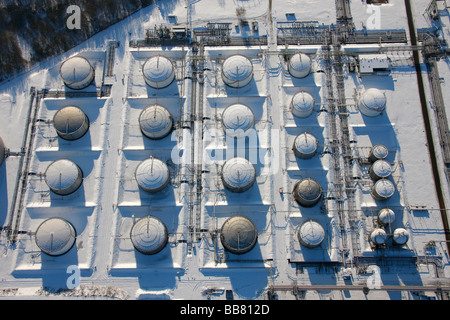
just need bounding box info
[221,157,256,193]
[358,88,386,117]
[222,103,255,137]
[393,228,409,245]
[44,159,83,196]
[378,208,396,225]
[291,91,315,118]
[222,55,253,88]
[293,132,318,159]
[35,217,76,256]
[293,178,323,207]
[298,220,325,248]
[220,215,258,255]
[288,53,311,79]
[372,179,395,201]
[142,56,175,89]
[53,106,90,141]
[370,228,387,245]
[370,160,392,181]
[130,215,168,255]
[369,144,389,162]
[0,136,5,166]
[135,157,170,193]
[139,104,173,139]
[59,56,94,90]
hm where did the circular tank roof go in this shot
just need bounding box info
[370,144,389,161]
[393,228,409,245]
[135,157,170,193]
[291,91,315,115]
[222,55,253,88]
[0,136,5,166]
[142,56,175,88]
[59,56,93,87]
[139,104,173,139]
[53,106,89,141]
[35,217,76,256]
[361,88,386,111]
[130,215,168,255]
[221,157,256,193]
[370,228,387,245]
[220,215,258,255]
[373,179,395,200]
[378,208,396,225]
[293,132,318,158]
[294,178,323,207]
[370,160,392,180]
[45,159,83,196]
[222,103,255,136]
[289,53,311,78]
[298,220,325,248]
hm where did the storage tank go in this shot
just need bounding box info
[220,215,258,255]
[59,56,95,90]
[221,157,256,193]
[130,215,168,255]
[293,178,323,207]
[377,208,396,225]
[221,55,253,88]
[288,53,311,79]
[293,132,318,159]
[297,220,325,248]
[142,56,175,89]
[369,228,387,246]
[35,217,76,256]
[291,91,315,118]
[369,160,392,181]
[369,144,388,163]
[139,104,173,140]
[0,136,5,166]
[358,88,386,117]
[135,157,170,193]
[393,228,409,245]
[45,159,83,196]
[222,103,255,137]
[371,179,395,201]
[53,106,90,141]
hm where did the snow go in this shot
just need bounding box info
[0,0,449,301]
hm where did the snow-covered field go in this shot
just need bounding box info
[0,0,450,301]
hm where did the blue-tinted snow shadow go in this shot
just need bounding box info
[0,164,7,226]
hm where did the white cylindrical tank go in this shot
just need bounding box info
[53,106,90,141]
[369,228,387,246]
[59,56,95,90]
[0,136,5,166]
[142,56,175,89]
[45,159,83,196]
[221,157,256,193]
[293,132,318,159]
[371,179,395,201]
[377,208,396,225]
[130,215,168,255]
[288,53,312,79]
[369,144,389,163]
[220,215,258,255]
[221,55,253,88]
[293,178,323,207]
[291,91,315,118]
[139,104,173,140]
[222,103,255,137]
[35,217,76,256]
[393,228,409,245]
[369,160,392,181]
[358,88,386,117]
[135,157,170,193]
[297,220,325,248]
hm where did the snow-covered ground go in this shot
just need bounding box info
[0,0,450,301]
